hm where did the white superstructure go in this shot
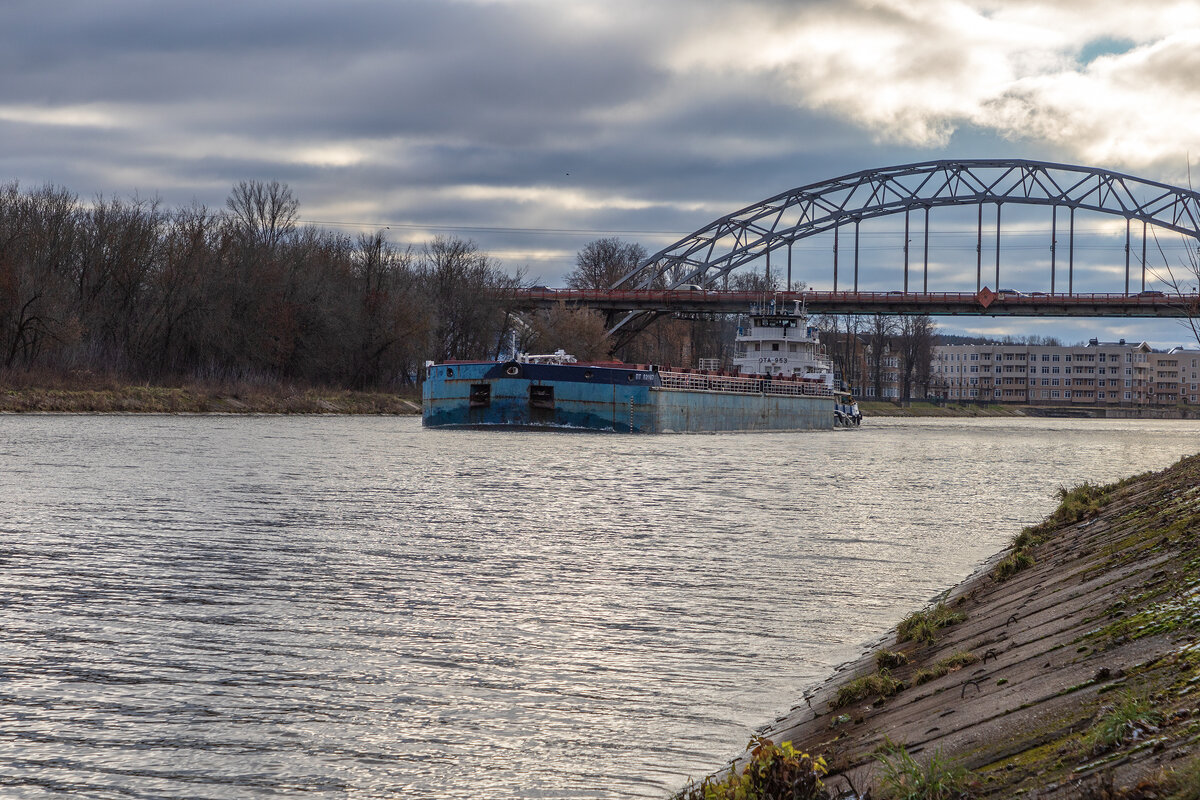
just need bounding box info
[730,298,861,426]
[731,299,836,389]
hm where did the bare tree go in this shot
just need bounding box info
[225,180,299,248]
[817,314,865,391]
[421,236,522,362]
[345,232,426,387]
[529,302,610,361]
[1149,232,1200,347]
[729,268,781,294]
[567,238,647,290]
[897,314,935,402]
[0,184,79,369]
[867,314,898,401]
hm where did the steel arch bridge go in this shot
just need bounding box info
[605,159,1200,338]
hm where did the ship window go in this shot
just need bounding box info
[529,384,554,410]
[753,343,760,351]
[469,384,491,408]
[772,343,780,351]
[789,343,797,352]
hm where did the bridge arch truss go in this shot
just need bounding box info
[614,159,1200,298]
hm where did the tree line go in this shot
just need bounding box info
[0,181,526,387]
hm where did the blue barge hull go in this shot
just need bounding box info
[422,361,832,433]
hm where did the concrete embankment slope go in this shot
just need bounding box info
[737,455,1200,797]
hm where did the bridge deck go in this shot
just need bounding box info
[507,289,1200,318]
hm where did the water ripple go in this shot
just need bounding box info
[1,415,1197,798]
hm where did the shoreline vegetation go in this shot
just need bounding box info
[0,378,420,414]
[679,456,1200,799]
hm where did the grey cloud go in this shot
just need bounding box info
[0,0,1194,346]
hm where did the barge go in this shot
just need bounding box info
[422,300,860,433]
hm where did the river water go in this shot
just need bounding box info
[1,415,1198,798]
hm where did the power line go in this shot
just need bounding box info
[297,218,690,237]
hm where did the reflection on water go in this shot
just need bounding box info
[1,415,1198,798]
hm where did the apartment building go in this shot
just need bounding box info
[1173,349,1200,404]
[843,336,1199,408]
[931,339,1157,406]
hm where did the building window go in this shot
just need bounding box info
[1124,391,1132,400]
[1052,354,1060,361]
[1041,378,1049,386]
[1064,391,1072,398]
[1051,379,1059,386]
[1051,391,1060,399]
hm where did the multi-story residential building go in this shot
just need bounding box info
[1173,349,1200,404]
[846,335,1200,408]
[931,339,1156,406]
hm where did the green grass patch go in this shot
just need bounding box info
[875,649,909,670]
[1049,481,1112,525]
[898,602,966,646]
[1093,576,1200,644]
[875,743,975,800]
[830,669,905,710]
[1165,753,1200,800]
[1081,692,1164,755]
[912,651,980,686]
[992,547,1035,582]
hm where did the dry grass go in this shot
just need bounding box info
[0,371,420,414]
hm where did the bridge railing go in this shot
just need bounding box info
[512,288,1192,304]
[656,370,833,397]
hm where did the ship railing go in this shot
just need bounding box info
[656,370,833,397]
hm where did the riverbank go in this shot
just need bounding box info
[861,400,1199,420]
[0,383,421,414]
[686,456,1200,798]
[859,401,1027,417]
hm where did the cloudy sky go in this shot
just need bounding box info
[5,0,1200,345]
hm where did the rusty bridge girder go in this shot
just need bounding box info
[509,288,1200,318]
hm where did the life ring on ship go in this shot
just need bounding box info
[505,365,520,376]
